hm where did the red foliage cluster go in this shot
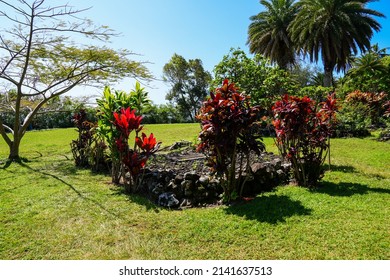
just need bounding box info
[345,90,387,105]
[113,108,143,138]
[112,107,160,191]
[272,94,338,187]
[197,79,265,201]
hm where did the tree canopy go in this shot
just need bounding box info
[247,0,298,70]
[163,53,211,122]
[289,0,384,87]
[0,0,152,160]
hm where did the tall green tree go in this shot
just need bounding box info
[247,0,298,70]
[289,0,384,87]
[0,0,151,160]
[212,48,269,102]
[163,54,211,122]
[212,48,299,108]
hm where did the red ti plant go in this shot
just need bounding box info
[197,79,265,202]
[112,107,160,193]
[272,94,338,187]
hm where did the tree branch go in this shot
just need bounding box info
[0,117,13,146]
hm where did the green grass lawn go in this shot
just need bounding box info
[0,124,389,259]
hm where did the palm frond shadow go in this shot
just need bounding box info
[225,194,312,224]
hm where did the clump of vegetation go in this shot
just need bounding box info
[70,109,108,172]
[71,82,159,192]
[345,90,388,126]
[96,83,151,184]
[197,79,265,202]
[112,107,160,193]
[272,94,338,187]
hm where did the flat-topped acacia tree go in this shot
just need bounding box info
[0,0,152,161]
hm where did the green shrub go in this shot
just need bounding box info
[333,103,371,138]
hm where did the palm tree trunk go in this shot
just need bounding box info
[323,66,333,87]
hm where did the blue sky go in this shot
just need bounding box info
[64,0,390,104]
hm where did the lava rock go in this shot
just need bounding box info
[157,192,179,208]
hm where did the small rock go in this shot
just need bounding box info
[174,174,184,184]
[181,179,193,190]
[157,192,179,208]
[197,175,209,186]
[184,172,200,181]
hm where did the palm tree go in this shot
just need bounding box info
[347,44,388,92]
[289,0,384,87]
[247,0,298,70]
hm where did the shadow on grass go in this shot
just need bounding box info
[110,187,160,212]
[225,194,312,224]
[326,163,386,180]
[0,157,30,169]
[15,161,121,218]
[325,164,357,173]
[314,181,390,197]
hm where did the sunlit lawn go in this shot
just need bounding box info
[0,125,389,259]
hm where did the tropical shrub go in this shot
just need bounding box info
[383,100,390,118]
[379,100,390,141]
[272,94,338,187]
[96,83,151,183]
[197,79,265,202]
[70,109,108,171]
[70,109,95,167]
[112,107,160,193]
[333,102,371,138]
[345,90,388,126]
[298,86,333,102]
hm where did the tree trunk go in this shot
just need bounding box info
[323,66,333,87]
[8,135,22,161]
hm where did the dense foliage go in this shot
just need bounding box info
[70,109,107,171]
[272,94,338,187]
[197,79,265,202]
[212,48,299,110]
[163,54,212,122]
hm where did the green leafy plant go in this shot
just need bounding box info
[345,90,388,126]
[333,102,371,138]
[70,109,108,172]
[197,79,265,202]
[70,109,96,167]
[272,94,338,187]
[96,83,151,183]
